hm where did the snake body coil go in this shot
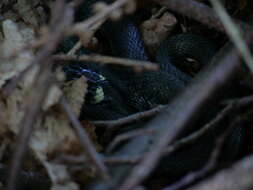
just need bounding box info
[62,0,245,181]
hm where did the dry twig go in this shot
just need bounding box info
[188,155,253,190]
[6,1,73,190]
[54,54,159,71]
[209,0,253,73]
[92,105,166,128]
[106,129,155,153]
[162,110,252,190]
[60,97,109,179]
[6,63,53,190]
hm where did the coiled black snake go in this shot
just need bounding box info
[62,0,245,182]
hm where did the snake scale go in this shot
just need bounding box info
[62,0,245,184]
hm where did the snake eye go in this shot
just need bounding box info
[186,57,201,75]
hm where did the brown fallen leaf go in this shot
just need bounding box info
[140,10,177,56]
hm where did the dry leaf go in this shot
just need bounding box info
[1,0,48,27]
[0,19,35,88]
[63,76,88,116]
[43,85,62,111]
[140,11,177,55]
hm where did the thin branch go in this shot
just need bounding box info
[56,98,244,168]
[92,105,165,128]
[54,54,159,71]
[2,2,74,96]
[60,97,109,179]
[222,95,253,106]
[162,114,246,190]
[104,156,140,164]
[189,154,253,190]
[55,95,251,176]
[209,0,253,73]
[188,113,253,190]
[163,139,222,190]
[6,1,73,190]
[162,105,230,155]
[6,62,53,190]
[106,129,155,153]
[105,95,251,162]
[57,154,140,165]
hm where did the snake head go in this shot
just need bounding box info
[63,65,110,105]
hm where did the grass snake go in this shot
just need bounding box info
[62,0,245,181]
